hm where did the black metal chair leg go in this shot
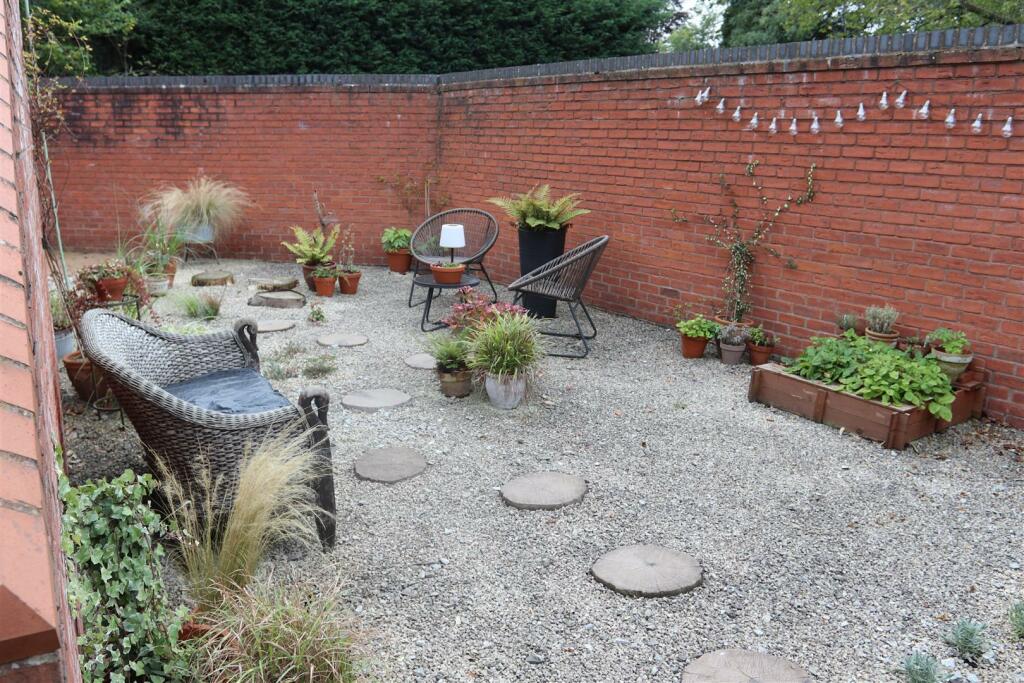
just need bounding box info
[577,300,598,340]
[408,260,423,307]
[476,262,498,302]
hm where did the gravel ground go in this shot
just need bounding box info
[64,259,1024,682]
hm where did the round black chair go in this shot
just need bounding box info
[407,208,499,306]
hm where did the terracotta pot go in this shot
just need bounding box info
[747,342,773,366]
[438,368,472,398]
[865,328,899,347]
[165,260,178,287]
[313,276,336,297]
[302,261,334,291]
[337,270,361,295]
[854,320,867,336]
[485,374,526,410]
[720,341,746,365]
[94,276,128,302]
[386,250,412,274]
[62,350,107,401]
[680,335,710,359]
[931,349,973,383]
[430,263,465,285]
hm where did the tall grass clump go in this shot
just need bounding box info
[180,292,222,319]
[143,176,250,240]
[185,579,358,682]
[468,312,541,379]
[159,430,323,608]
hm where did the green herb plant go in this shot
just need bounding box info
[944,619,987,665]
[381,227,412,253]
[926,328,970,354]
[281,225,339,266]
[50,290,72,330]
[429,334,470,371]
[748,324,775,347]
[312,264,338,278]
[1009,601,1024,640]
[901,651,945,683]
[488,184,590,231]
[308,303,327,324]
[433,261,464,269]
[836,313,858,332]
[675,314,719,340]
[865,305,899,334]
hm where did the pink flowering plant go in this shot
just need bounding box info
[442,287,528,333]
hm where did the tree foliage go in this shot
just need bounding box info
[28,0,135,74]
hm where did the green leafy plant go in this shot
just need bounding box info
[673,160,815,322]
[675,314,719,340]
[301,354,337,379]
[50,290,71,330]
[184,579,358,682]
[308,303,327,324]
[142,176,249,240]
[77,258,131,282]
[433,261,464,269]
[926,328,970,354]
[281,225,339,266]
[381,227,412,252]
[180,292,222,320]
[719,323,749,345]
[944,619,987,665]
[60,468,187,681]
[836,313,859,332]
[488,184,590,231]
[865,305,899,334]
[1009,601,1024,640]
[442,288,528,331]
[312,264,338,278]
[429,334,470,371]
[128,219,186,277]
[902,651,945,683]
[468,312,541,379]
[159,431,324,609]
[748,324,775,347]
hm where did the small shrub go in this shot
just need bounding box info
[180,292,222,319]
[159,432,323,609]
[302,354,337,378]
[865,305,899,333]
[1009,601,1024,640]
[281,225,339,265]
[185,580,358,682]
[429,334,470,371]
[926,327,970,354]
[675,314,719,340]
[945,619,987,665]
[442,287,527,331]
[50,290,71,330]
[902,651,944,683]
[308,303,327,324]
[468,312,541,379]
[748,324,776,347]
[381,226,412,252]
[719,323,748,345]
[836,313,858,332]
[61,468,187,681]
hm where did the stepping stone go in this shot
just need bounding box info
[681,649,811,683]
[191,270,234,286]
[342,388,411,412]
[257,319,295,333]
[500,471,587,510]
[317,333,368,348]
[404,352,436,370]
[354,447,426,484]
[248,290,306,309]
[252,277,299,292]
[591,544,702,598]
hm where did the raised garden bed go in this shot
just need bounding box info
[748,363,985,449]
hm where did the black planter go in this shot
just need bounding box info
[518,226,567,318]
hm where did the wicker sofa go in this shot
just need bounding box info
[78,309,336,547]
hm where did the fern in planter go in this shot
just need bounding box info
[488,184,590,231]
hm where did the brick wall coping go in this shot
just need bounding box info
[57,23,1022,92]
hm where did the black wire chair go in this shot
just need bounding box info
[408,208,499,306]
[508,235,610,358]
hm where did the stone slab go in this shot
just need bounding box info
[252,277,299,292]
[317,333,369,348]
[500,471,587,510]
[257,319,295,333]
[591,544,702,598]
[248,290,306,309]
[681,649,811,683]
[404,352,437,370]
[191,270,234,286]
[342,388,411,412]
[354,447,426,484]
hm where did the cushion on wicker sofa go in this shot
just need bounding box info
[164,368,291,414]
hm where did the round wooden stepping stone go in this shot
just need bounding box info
[404,352,436,369]
[252,277,299,292]
[317,333,368,348]
[591,544,702,597]
[342,389,411,412]
[257,319,295,333]
[354,447,426,484]
[681,649,810,683]
[191,270,234,286]
[248,290,306,309]
[500,471,586,510]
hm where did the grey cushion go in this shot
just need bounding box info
[164,368,291,414]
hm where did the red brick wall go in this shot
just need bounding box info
[50,47,1024,426]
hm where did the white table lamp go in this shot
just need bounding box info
[439,224,465,263]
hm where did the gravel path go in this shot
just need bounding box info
[64,259,1024,682]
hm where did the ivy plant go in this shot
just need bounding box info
[60,467,187,682]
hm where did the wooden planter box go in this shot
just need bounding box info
[748,363,985,449]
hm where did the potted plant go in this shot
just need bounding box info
[469,313,540,410]
[429,334,472,398]
[718,324,748,364]
[430,261,465,285]
[142,176,249,245]
[488,185,590,318]
[865,305,899,346]
[836,313,859,336]
[130,220,186,290]
[51,291,75,359]
[926,327,973,382]
[336,225,361,295]
[79,260,132,302]
[282,225,339,291]
[381,227,413,274]
[675,314,719,359]
[311,265,337,297]
[746,325,776,366]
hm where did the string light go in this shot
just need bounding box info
[895,90,907,108]
[732,106,742,122]
[716,99,725,114]
[789,117,798,135]
[747,112,759,130]
[1003,117,1014,138]
[971,113,983,134]
[879,92,889,110]
[944,109,956,129]
[810,114,820,134]
[915,100,930,120]
[857,103,866,121]
[768,117,778,134]
[834,110,844,128]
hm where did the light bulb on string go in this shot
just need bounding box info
[971,113,983,134]
[916,100,930,120]
[1003,117,1014,138]
[834,110,844,128]
[716,99,725,114]
[768,117,778,134]
[879,92,889,110]
[701,87,711,103]
[895,90,907,108]
[944,109,956,129]
[810,114,820,135]
[789,117,798,136]
[857,103,866,121]
[747,112,759,130]
[732,106,742,122]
